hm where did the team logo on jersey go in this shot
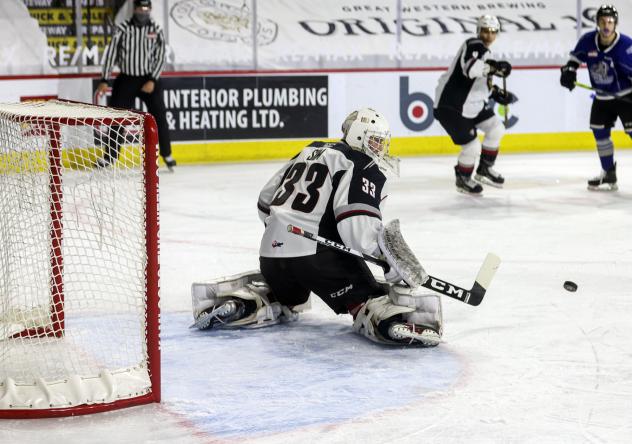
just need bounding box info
[399,76,435,131]
[590,62,614,84]
[588,51,598,57]
[306,148,325,160]
[271,240,284,248]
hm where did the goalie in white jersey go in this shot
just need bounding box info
[191,108,443,346]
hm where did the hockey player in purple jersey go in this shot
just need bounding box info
[190,108,443,347]
[560,4,632,191]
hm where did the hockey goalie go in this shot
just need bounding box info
[191,108,442,346]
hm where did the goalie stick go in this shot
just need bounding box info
[287,225,500,306]
[502,76,509,127]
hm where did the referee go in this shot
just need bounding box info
[95,0,176,171]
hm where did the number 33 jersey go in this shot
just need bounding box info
[258,141,388,258]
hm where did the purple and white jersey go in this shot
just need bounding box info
[569,30,632,98]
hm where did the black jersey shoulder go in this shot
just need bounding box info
[330,141,380,170]
[463,38,489,60]
[306,141,338,148]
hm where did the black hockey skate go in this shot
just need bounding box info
[475,161,505,188]
[190,299,247,330]
[587,163,617,191]
[163,155,177,172]
[455,166,483,195]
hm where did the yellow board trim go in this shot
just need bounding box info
[0,146,140,174]
[3,132,630,171]
[169,131,632,164]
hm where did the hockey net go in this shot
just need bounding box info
[0,100,160,418]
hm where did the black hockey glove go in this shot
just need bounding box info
[490,85,518,105]
[560,63,578,91]
[486,59,512,78]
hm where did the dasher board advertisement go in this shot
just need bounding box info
[93,75,329,141]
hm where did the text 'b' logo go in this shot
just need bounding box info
[399,77,435,132]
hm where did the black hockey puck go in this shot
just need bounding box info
[563,281,578,292]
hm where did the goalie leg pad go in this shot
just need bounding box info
[352,295,414,345]
[191,270,300,330]
[192,270,264,319]
[353,284,443,346]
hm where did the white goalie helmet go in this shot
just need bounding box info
[477,14,500,34]
[341,107,400,176]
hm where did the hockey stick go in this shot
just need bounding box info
[502,77,509,127]
[574,81,632,104]
[575,81,605,94]
[287,225,500,306]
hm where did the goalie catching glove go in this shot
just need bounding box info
[378,219,428,287]
[490,85,518,105]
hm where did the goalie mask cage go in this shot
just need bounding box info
[0,100,160,418]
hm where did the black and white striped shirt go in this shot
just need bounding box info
[101,18,166,81]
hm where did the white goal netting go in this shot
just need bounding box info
[0,100,160,416]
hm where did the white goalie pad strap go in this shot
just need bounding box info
[232,291,302,328]
[352,295,414,345]
[378,219,429,287]
[390,284,443,334]
[227,288,278,328]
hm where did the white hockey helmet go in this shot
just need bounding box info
[477,15,500,34]
[342,108,399,176]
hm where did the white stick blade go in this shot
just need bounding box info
[474,253,501,290]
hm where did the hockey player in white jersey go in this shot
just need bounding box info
[434,15,517,195]
[191,108,442,346]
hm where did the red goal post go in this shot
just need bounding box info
[0,100,160,418]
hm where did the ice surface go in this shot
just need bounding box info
[3,151,632,443]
